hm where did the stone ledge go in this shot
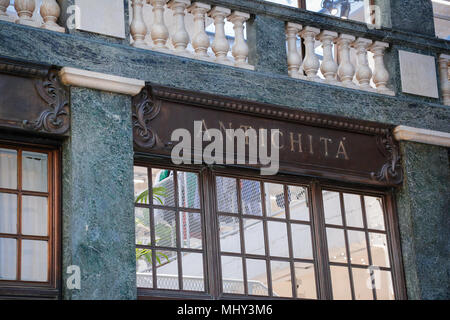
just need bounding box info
[394,125,450,147]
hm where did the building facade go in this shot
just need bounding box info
[0,0,449,300]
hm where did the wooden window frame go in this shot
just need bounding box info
[0,140,61,300]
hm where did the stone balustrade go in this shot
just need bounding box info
[438,54,450,106]
[0,0,64,32]
[285,22,394,96]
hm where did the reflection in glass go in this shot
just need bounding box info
[134,166,149,204]
[216,177,238,213]
[374,270,395,300]
[271,260,292,298]
[182,252,204,291]
[291,224,313,260]
[156,250,178,290]
[22,196,48,236]
[369,233,390,268]
[288,186,309,221]
[22,151,48,192]
[152,168,175,206]
[0,148,17,189]
[135,207,151,245]
[322,191,343,225]
[221,255,244,294]
[178,172,200,209]
[365,196,386,230]
[294,262,317,299]
[330,266,352,300]
[326,228,347,263]
[347,230,369,265]
[136,255,153,288]
[0,238,16,280]
[343,193,364,228]
[241,179,262,216]
[0,193,17,234]
[352,268,373,300]
[265,183,285,219]
[267,221,289,258]
[244,219,265,256]
[246,259,269,296]
[218,215,241,253]
[153,209,177,248]
[21,240,48,282]
[180,212,202,249]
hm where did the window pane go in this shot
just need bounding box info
[134,166,149,204]
[352,268,374,300]
[306,0,366,22]
[177,171,200,209]
[218,215,241,253]
[156,250,178,290]
[22,151,48,192]
[241,179,262,216]
[374,270,395,300]
[0,193,17,234]
[136,254,153,288]
[271,260,292,298]
[364,196,386,230]
[153,209,177,248]
[265,183,285,219]
[182,252,204,291]
[267,221,289,258]
[0,148,17,189]
[291,224,313,260]
[369,233,390,268]
[135,207,150,245]
[343,193,364,228]
[294,262,317,299]
[347,230,369,265]
[216,176,238,213]
[152,168,175,206]
[326,228,347,263]
[21,240,48,282]
[330,266,352,300]
[322,191,343,225]
[179,212,202,249]
[0,238,16,280]
[246,259,269,296]
[22,196,48,236]
[288,186,309,221]
[221,255,244,294]
[244,219,265,256]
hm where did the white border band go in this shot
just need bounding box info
[394,125,450,147]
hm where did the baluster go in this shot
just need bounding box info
[168,0,191,54]
[317,30,338,83]
[352,37,373,89]
[40,0,64,32]
[299,26,320,80]
[438,54,450,106]
[336,34,356,87]
[228,11,252,69]
[187,2,211,58]
[130,0,149,48]
[0,0,14,22]
[209,6,232,64]
[369,41,392,94]
[150,0,169,50]
[14,0,38,27]
[286,22,302,78]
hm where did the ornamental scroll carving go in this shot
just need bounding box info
[132,87,162,149]
[371,133,403,185]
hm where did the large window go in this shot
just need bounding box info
[134,162,405,300]
[0,143,60,298]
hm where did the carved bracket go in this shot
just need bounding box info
[371,133,403,185]
[132,87,162,149]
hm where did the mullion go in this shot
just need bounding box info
[360,195,377,300]
[339,192,356,300]
[329,261,391,272]
[283,184,297,298]
[17,148,22,281]
[173,171,183,291]
[236,178,248,295]
[147,167,157,290]
[137,203,201,213]
[260,180,273,297]
[324,223,388,234]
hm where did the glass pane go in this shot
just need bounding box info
[135,207,150,245]
[221,255,244,294]
[136,255,153,288]
[343,193,364,228]
[265,183,285,219]
[294,262,317,299]
[265,0,297,8]
[182,252,204,291]
[153,209,177,248]
[0,193,17,234]
[267,221,289,258]
[21,240,48,281]
[134,166,149,204]
[271,260,292,298]
[22,196,48,236]
[156,250,178,290]
[288,186,309,221]
[244,219,265,256]
[306,0,366,22]
[330,266,352,300]
[369,233,390,268]
[291,224,313,260]
[374,270,395,300]
[322,191,343,225]
[22,151,48,192]
[347,230,369,265]
[241,179,262,216]
[364,196,386,230]
[0,238,16,280]
[216,176,238,213]
[246,259,269,296]
[179,212,202,249]
[177,171,200,209]
[326,228,347,263]
[152,168,175,207]
[352,268,374,300]
[218,215,241,253]
[0,148,17,189]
